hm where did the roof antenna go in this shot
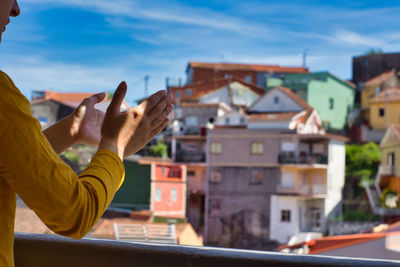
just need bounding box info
[302,49,308,68]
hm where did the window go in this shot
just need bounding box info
[161,166,166,176]
[249,170,263,185]
[379,108,385,117]
[309,208,321,228]
[274,96,279,104]
[225,118,230,124]
[176,91,181,99]
[210,170,222,184]
[187,170,196,176]
[210,142,222,154]
[251,142,264,155]
[186,89,192,97]
[245,75,252,83]
[186,116,198,126]
[375,87,381,95]
[155,188,162,202]
[171,188,177,202]
[329,98,334,110]
[210,198,221,214]
[240,117,245,124]
[281,210,291,222]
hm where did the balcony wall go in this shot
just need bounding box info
[14,233,400,267]
[278,153,328,165]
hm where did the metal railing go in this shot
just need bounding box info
[278,153,328,165]
[175,151,206,163]
[14,233,400,267]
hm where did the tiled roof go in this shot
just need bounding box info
[248,112,299,121]
[188,62,309,73]
[31,91,130,110]
[274,86,312,110]
[370,87,400,103]
[168,77,265,102]
[279,232,387,255]
[364,70,396,87]
[391,124,400,141]
[15,206,52,235]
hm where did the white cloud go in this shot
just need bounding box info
[332,30,385,47]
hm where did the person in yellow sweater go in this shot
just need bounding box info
[0,0,174,266]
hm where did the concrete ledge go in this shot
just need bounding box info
[14,233,400,267]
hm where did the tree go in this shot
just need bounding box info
[149,140,168,158]
[345,142,381,184]
[365,48,383,55]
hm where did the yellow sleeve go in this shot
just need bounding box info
[0,71,125,239]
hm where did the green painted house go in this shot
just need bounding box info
[111,160,151,210]
[266,72,355,131]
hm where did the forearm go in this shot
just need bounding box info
[43,115,77,154]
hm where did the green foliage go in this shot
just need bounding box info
[381,188,398,208]
[149,140,168,158]
[62,149,78,164]
[339,210,380,222]
[365,48,383,55]
[346,142,381,184]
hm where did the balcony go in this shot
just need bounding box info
[14,233,400,267]
[175,150,206,163]
[380,165,397,176]
[277,184,327,196]
[278,152,328,165]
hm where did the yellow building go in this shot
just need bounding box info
[361,70,400,121]
[370,88,400,130]
[378,124,400,207]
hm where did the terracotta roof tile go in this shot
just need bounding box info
[168,77,265,102]
[364,70,396,87]
[274,86,312,110]
[370,87,400,103]
[188,62,309,73]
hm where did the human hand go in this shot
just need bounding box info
[70,93,106,146]
[99,82,173,160]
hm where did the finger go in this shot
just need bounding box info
[138,90,167,112]
[89,92,106,105]
[150,104,173,128]
[150,118,169,138]
[107,82,127,115]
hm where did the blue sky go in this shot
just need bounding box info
[1,0,400,105]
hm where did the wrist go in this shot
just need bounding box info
[98,138,124,160]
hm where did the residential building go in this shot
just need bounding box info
[361,70,400,121]
[185,61,309,88]
[369,88,400,131]
[364,124,400,217]
[30,90,130,128]
[111,157,187,221]
[168,76,264,107]
[352,52,400,88]
[268,72,355,131]
[205,87,346,248]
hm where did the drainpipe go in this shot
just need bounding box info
[204,129,211,243]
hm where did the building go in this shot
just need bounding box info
[168,76,264,107]
[205,87,346,248]
[185,61,309,88]
[111,157,187,222]
[352,52,400,88]
[361,70,400,120]
[30,90,130,128]
[269,72,355,131]
[364,124,400,217]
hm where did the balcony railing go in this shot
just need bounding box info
[175,150,206,163]
[14,233,400,267]
[277,184,327,195]
[380,165,397,176]
[278,153,328,165]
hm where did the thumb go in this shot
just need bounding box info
[107,81,127,115]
